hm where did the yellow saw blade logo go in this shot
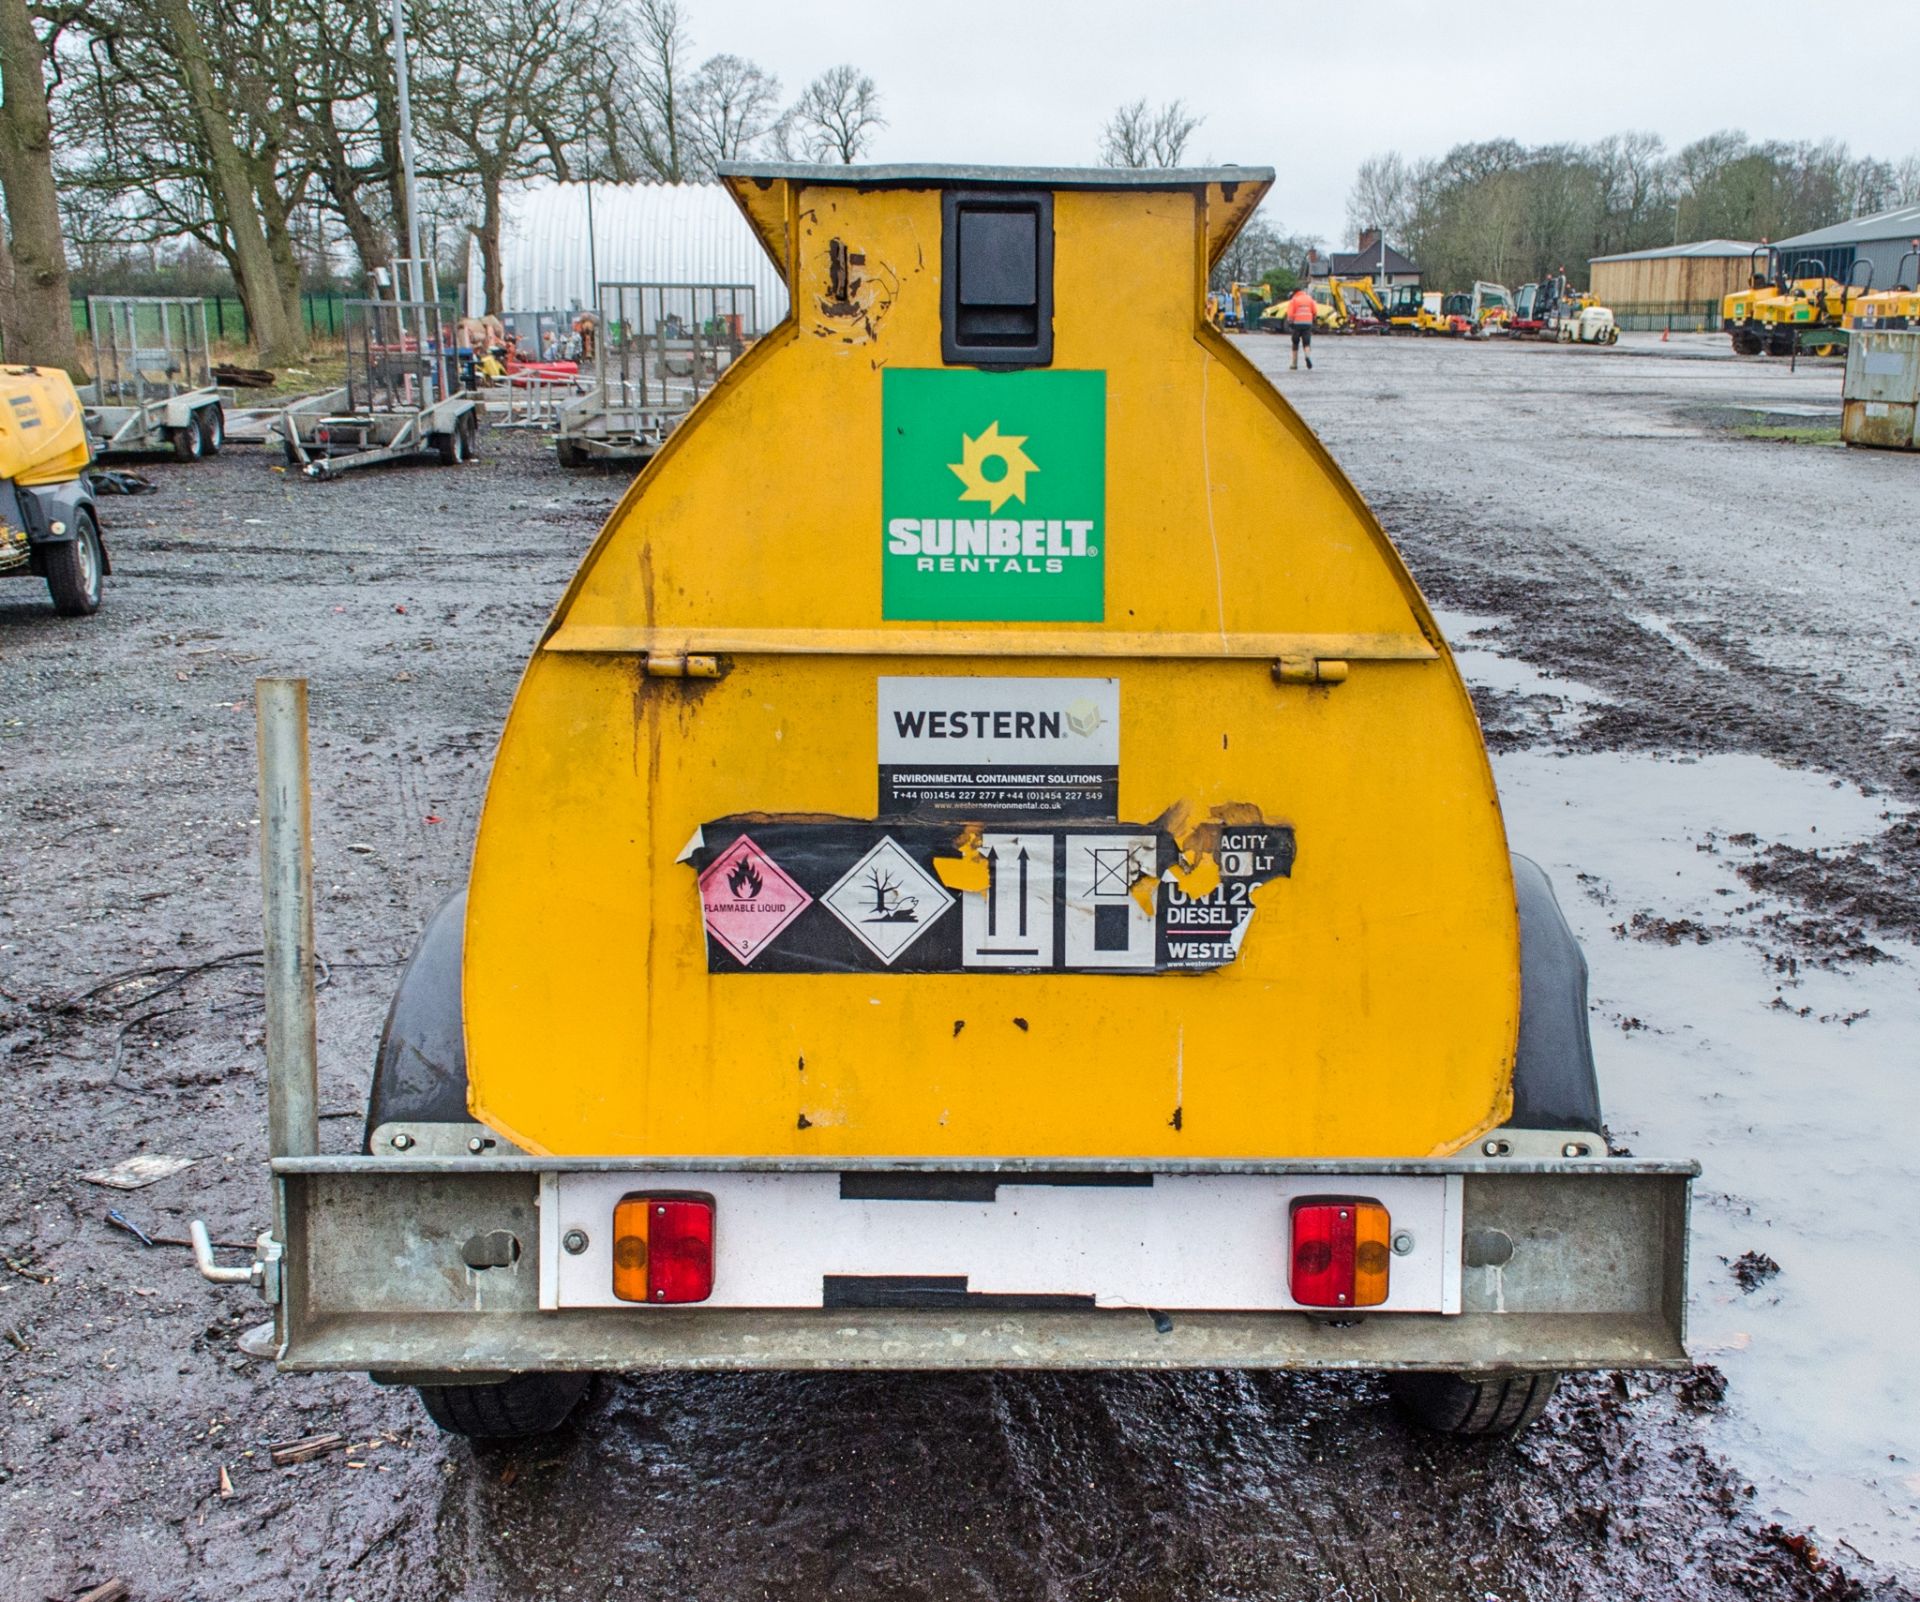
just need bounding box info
[948,420,1038,515]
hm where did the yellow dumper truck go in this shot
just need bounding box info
[200,164,1694,1442]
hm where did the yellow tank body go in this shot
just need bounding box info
[0,366,91,485]
[463,165,1519,1162]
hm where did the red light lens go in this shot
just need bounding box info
[646,1198,714,1303]
[1289,1197,1390,1308]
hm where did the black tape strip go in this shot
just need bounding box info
[821,1275,1098,1311]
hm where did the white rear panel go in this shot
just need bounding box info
[541,1172,1462,1312]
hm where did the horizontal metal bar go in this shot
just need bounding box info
[281,1308,1687,1375]
[542,626,1443,663]
[274,1154,1700,1179]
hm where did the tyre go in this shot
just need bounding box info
[195,402,225,456]
[459,407,481,458]
[555,437,587,469]
[434,419,470,466]
[171,420,205,461]
[44,507,104,616]
[415,1371,591,1439]
[1389,1370,1560,1436]
[1730,328,1761,356]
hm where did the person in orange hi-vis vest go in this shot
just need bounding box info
[1285,285,1317,371]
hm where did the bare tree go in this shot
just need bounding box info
[1344,151,1417,248]
[623,0,692,180]
[0,0,82,372]
[682,52,779,174]
[411,0,597,313]
[788,64,882,164]
[1098,98,1201,168]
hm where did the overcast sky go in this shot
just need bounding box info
[702,0,1917,246]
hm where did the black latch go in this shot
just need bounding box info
[941,189,1054,368]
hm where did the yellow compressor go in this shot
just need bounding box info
[199,165,1695,1445]
[0,366,107,615]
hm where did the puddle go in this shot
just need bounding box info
[1451,634,1920,1572]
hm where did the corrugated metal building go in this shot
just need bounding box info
[467,181,789,331]
[1774,204,1920,291]
[1588,240,1760,329]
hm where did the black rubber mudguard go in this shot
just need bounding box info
[1508,854,1604,1132]
[363,891,470,1149]
[364,860,1604,1144]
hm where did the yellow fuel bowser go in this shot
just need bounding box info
[205,166,1694,1445]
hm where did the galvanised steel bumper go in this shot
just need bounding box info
[253,1154,1695,1376]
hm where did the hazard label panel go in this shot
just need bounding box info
[688,816,1294,975]
[878,676,1118,819]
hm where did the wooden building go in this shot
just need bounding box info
[1589,241,1760,329]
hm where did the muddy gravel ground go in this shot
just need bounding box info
[2,339,1915,1600]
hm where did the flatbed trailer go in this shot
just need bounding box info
[79,296,229,460]
[200,165,1695,1445]
[552,282,755,467]
[275,297,480,479]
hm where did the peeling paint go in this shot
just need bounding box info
[812,237,899,344]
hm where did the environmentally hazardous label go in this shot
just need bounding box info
[696,834,812,965]
[688,817,1294,975]
[878,676,1118,819]
[820,837,955,964]
[881,368,1106,622]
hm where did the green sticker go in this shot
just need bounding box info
[882,368,1106,622]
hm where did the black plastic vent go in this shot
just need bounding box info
[941,189,1054,368]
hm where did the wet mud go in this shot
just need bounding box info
[3,365,1915,1597]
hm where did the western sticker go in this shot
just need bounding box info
[697,834,812,965]
[881,367,1106,622]
[878,676,1118,819]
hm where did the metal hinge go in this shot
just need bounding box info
[643,653,724,679]
[1272,656,1349,686]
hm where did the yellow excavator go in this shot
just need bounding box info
[1261,277,1388,334]
[0,366,107,615]
[1723,249,1858,356]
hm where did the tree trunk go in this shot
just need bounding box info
[155,0,307,364]
[254,155,309,345]
[476,177,505,315]
[0,0,83,377]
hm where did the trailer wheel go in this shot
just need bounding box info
[415,1372,591,1439]
[44,508,104,616]
[459,408,481,458]
[1388,1370,1560,1436]
[171,420,206,461]
[195,402,225,456]
[555,438,587,469]
[434,421,471,466]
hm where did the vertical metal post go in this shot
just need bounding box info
[254,679,319,1169]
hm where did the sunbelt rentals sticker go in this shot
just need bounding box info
[882,368,1106,622]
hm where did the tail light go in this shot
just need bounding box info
[611,1194,714,1304]
[1289,1197,1391,1308]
